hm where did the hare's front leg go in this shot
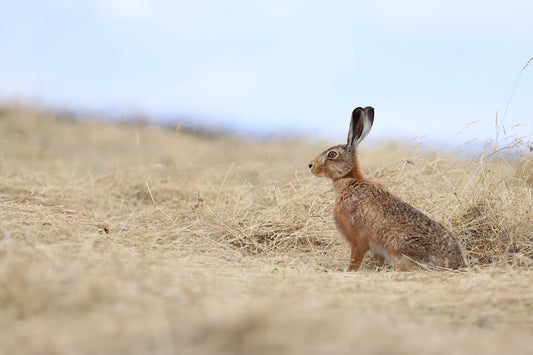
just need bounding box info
[347,243,369,271]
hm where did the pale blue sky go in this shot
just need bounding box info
[1,0,532,147]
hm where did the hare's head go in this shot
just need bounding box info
[309,106,374,180]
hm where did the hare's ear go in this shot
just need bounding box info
[347,106,374,153]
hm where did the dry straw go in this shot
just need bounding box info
[1,105,533,354]
[0,105,532,268]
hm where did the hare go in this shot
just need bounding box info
[309,107,466,271]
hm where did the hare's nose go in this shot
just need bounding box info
[308,163,314,169]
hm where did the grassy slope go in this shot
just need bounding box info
[1,107,532,354]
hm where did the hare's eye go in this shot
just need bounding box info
[327,151,337,159]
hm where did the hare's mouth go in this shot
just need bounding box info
[309,164,324,177]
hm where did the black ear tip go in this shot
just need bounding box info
[351,107,364,118]
[364,106,375,121]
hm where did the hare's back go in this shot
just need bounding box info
[376,187,466,268]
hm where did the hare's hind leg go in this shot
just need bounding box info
[390,254,419,271]
[347,243,369,271]
[376,255,386,268]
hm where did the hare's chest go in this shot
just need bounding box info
[333,196,365,242]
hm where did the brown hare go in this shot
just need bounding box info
[309,107,466,271]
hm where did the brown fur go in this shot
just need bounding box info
[309,107,466,271]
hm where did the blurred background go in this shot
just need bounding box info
[1,0,532,147]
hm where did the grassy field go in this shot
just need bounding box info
[1,106,532,354]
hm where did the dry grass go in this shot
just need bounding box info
[1,106,532,354]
